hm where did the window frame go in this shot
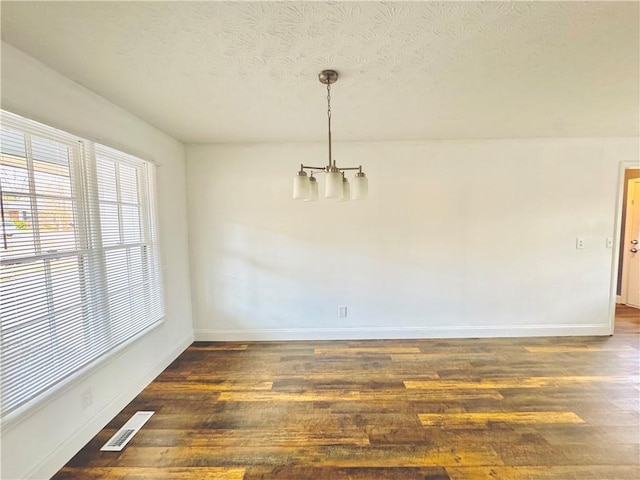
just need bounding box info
[0,110,166,422]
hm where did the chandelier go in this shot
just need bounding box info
[293,70,368,201]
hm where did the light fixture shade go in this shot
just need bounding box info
[305,176,318,201]
[352,174,368,200]
[340,177,351,202]
[293,173,310,199]
[325,171,343,199]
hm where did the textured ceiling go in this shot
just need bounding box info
[1,1,638,143]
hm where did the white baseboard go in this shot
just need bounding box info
[195,323,612,341]
[25,334,193,480]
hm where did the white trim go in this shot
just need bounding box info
[618,175,633,306]
[24,334,193,480]
[609,161,640,334]
[1,108,161,167]
[195,324,611,342]
[1,109,81,146]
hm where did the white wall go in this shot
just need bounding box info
[1,43,194,479]
[187,138,638,341]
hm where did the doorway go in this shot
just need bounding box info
[611,164,640,331]
[618,174,640,306]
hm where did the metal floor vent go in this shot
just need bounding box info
[101,411,154,452]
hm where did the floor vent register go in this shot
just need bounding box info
[100,411,154,452]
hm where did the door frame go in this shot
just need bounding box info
[608,161,640,334]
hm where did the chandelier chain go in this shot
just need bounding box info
[327,83,332,165]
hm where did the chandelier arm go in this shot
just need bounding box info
[301,165,363,173]
[301,165,328,171]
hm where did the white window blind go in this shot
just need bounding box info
[0,111,164,417]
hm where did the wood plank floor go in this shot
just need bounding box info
[54,306,640,479]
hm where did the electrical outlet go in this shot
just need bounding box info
[338,306,347,318]
[576,237,585,249]
[81,388,92,409]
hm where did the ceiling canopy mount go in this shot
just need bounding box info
[318,69,338,85]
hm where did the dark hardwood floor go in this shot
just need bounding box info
[54,306,640,479]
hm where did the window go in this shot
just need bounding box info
[0,111,164,417]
